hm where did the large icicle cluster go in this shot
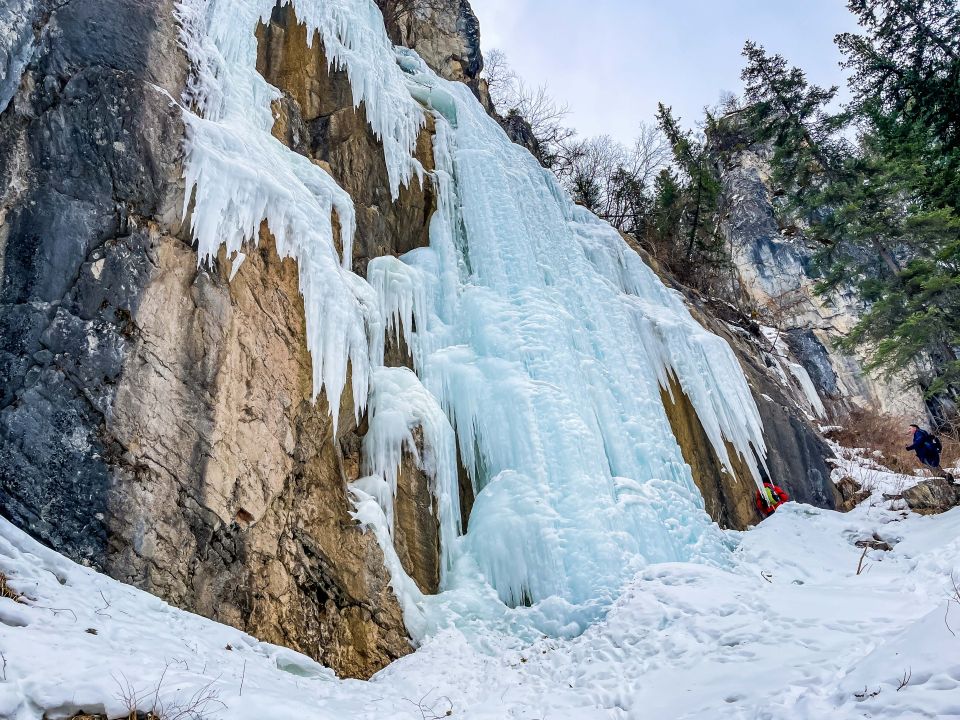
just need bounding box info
[360,366,462,569]
[177,0,426,426]
[177,0,769,637]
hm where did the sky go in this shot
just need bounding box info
[469,0,861,145]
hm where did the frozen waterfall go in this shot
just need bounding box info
[177,0,768,638]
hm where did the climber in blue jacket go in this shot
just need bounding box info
[907,424,943,470]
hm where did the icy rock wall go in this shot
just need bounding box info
[180,0,769,638]
[376,0,484,85]
[0,0,776,673]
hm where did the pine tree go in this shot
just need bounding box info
[740,42,851,200]
[835,0,960,403]
[655,104,727,284]
[741,1,960,411]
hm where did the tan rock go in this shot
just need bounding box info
[903,478,960,516]
[107,230,415,678]
[660,376,760,529]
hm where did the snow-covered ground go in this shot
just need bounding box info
[2,475,958,720]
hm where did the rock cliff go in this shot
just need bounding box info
[712,112,926,422]
[0,0,458,679]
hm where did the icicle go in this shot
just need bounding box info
[175,0,428,428]
[362,366,462,576]
[366,255,431,367]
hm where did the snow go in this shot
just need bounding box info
[3,494,959,719]
[172,0,772,635]
[826,439,948,500]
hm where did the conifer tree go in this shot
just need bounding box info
[655,104,726,279]
[740,0,960,411]
[740,41,849,196]
[834,0,960,403]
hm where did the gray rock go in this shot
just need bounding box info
[377,0,483,83]
[0,0,186,566]
[0,0,43,113]
[784,328,840,400]
[903,478,960,515]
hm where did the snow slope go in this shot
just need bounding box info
[2,491,959,719]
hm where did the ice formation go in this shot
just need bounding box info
[361,365,462,572]
[788,362,828,419]
[761,327,828,420]
[177,0,769,636]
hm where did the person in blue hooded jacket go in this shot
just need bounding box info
[907,424,942,469]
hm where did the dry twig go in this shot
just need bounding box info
[404,688,454,720]
[114,665,225,720]
[896,667,912,692]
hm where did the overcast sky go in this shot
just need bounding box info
[469,0,861,145]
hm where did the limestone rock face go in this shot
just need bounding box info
[255,4,438,278]
[376,0,484,84]
[660,379,760,529]
[662,328,839,530]
[714,112,926,421]
[699,301,839,525]
[0,0,454,679]
[0,0,189,569]
[106,232,413,677]
[255,0,447,598]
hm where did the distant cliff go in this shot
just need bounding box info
[711,111,926,422]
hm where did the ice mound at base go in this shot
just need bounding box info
[176,0,768,638]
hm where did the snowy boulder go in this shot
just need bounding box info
[902,478,960,515]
